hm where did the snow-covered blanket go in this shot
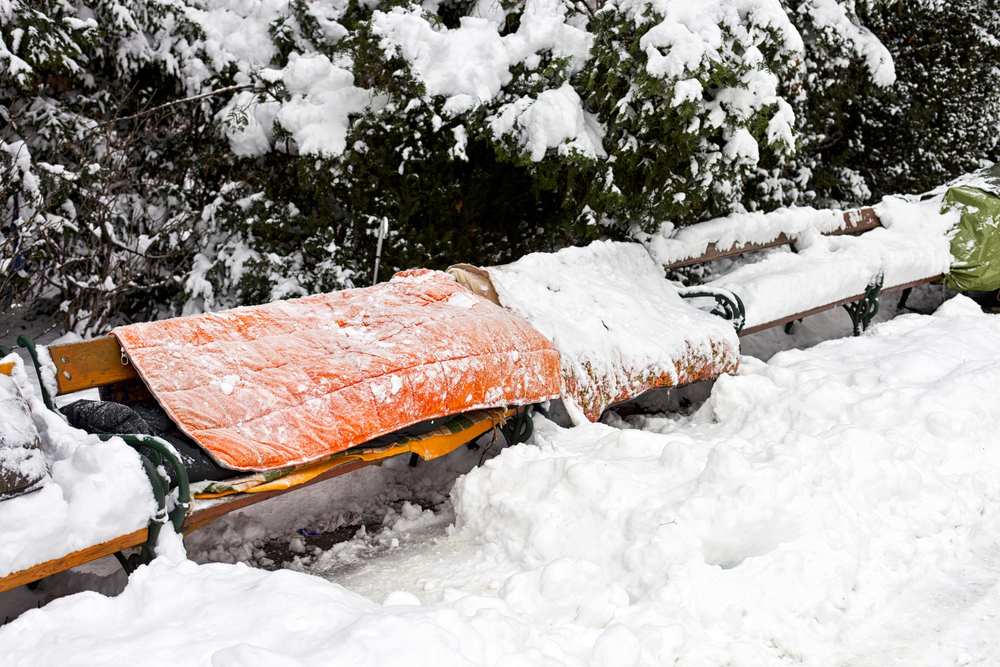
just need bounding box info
[112,269,560,471]
[485,241,740,423]
[0,355,155,578]
[702,196,956,331]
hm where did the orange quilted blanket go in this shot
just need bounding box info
[111,270,561,471]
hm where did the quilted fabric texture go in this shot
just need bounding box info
[112,270,561,471]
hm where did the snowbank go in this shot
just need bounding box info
[453,294,1000,663]
[485,241,740,423]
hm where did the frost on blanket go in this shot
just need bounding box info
[111,270,561,471]
[486,241,740,423]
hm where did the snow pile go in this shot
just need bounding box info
[486,241,740,423]
[0,355,156,578]
[0,370,48,500]
[702,196,956,330]
[452,294,1000,663]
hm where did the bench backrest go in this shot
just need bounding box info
[1,336,140,409]
[662,208,881,270]
[45,336,139,395]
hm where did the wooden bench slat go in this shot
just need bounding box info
[664,208,882,271]
[49,336,139,395]
[0,528,148,595]
[183,458,378,534]
[0,361,14,377]
[739,275,944,337]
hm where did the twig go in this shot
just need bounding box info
[98,84,254,126]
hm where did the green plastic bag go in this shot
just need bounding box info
[942,185,1000,292]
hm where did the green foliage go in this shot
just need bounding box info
[0,0,227,335]
[753,0,1000,210]
[5,0,1000,331]
[581,2,799,231]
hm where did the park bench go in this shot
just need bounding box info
[447,201,953,424]
[0,270,556,593]
[665,206,947,337]
[0,198,961,593]
[0,335,530,593]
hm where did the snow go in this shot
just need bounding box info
[636,204,851,266]
[0,369,47,498]
[4,292,1000,665]
[801,0,896,87]
[0,355,156,578]
[269,53,370,157]
[704,196,956,329]
[488,83,606,161]
[485,240,739,423]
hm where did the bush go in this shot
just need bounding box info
[4,0,999,329]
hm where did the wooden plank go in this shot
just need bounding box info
[664,234,793,270]
[183,458,380,532]
[0,457,401,592]
[0,528,147,595]
[0,361,14,376]
[663,208,881,270]
[739,274,943,337]
[840,207,882,234]
[48,336,139,395]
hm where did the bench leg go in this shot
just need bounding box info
[897,287,912,311]
[98,434,191,574]
[843,273,884,336]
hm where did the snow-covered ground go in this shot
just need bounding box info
[4,285,1000,666]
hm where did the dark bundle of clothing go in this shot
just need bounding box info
[61,399,233,484]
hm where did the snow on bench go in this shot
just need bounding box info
[0,355,158,584]
[636,196,957,336]
[473,241,741,424]
[701,197,956,334]
[637,204,881,268]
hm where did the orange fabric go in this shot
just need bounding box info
[112,270,560,471]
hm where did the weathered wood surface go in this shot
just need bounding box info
[664,208,882,270]
[0,529,148,595]
[48,335,139,395]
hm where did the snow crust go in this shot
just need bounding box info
[703,196,956,329]
[486,241,740,423]
[4,295,1000,666]
[0,355,157,578]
